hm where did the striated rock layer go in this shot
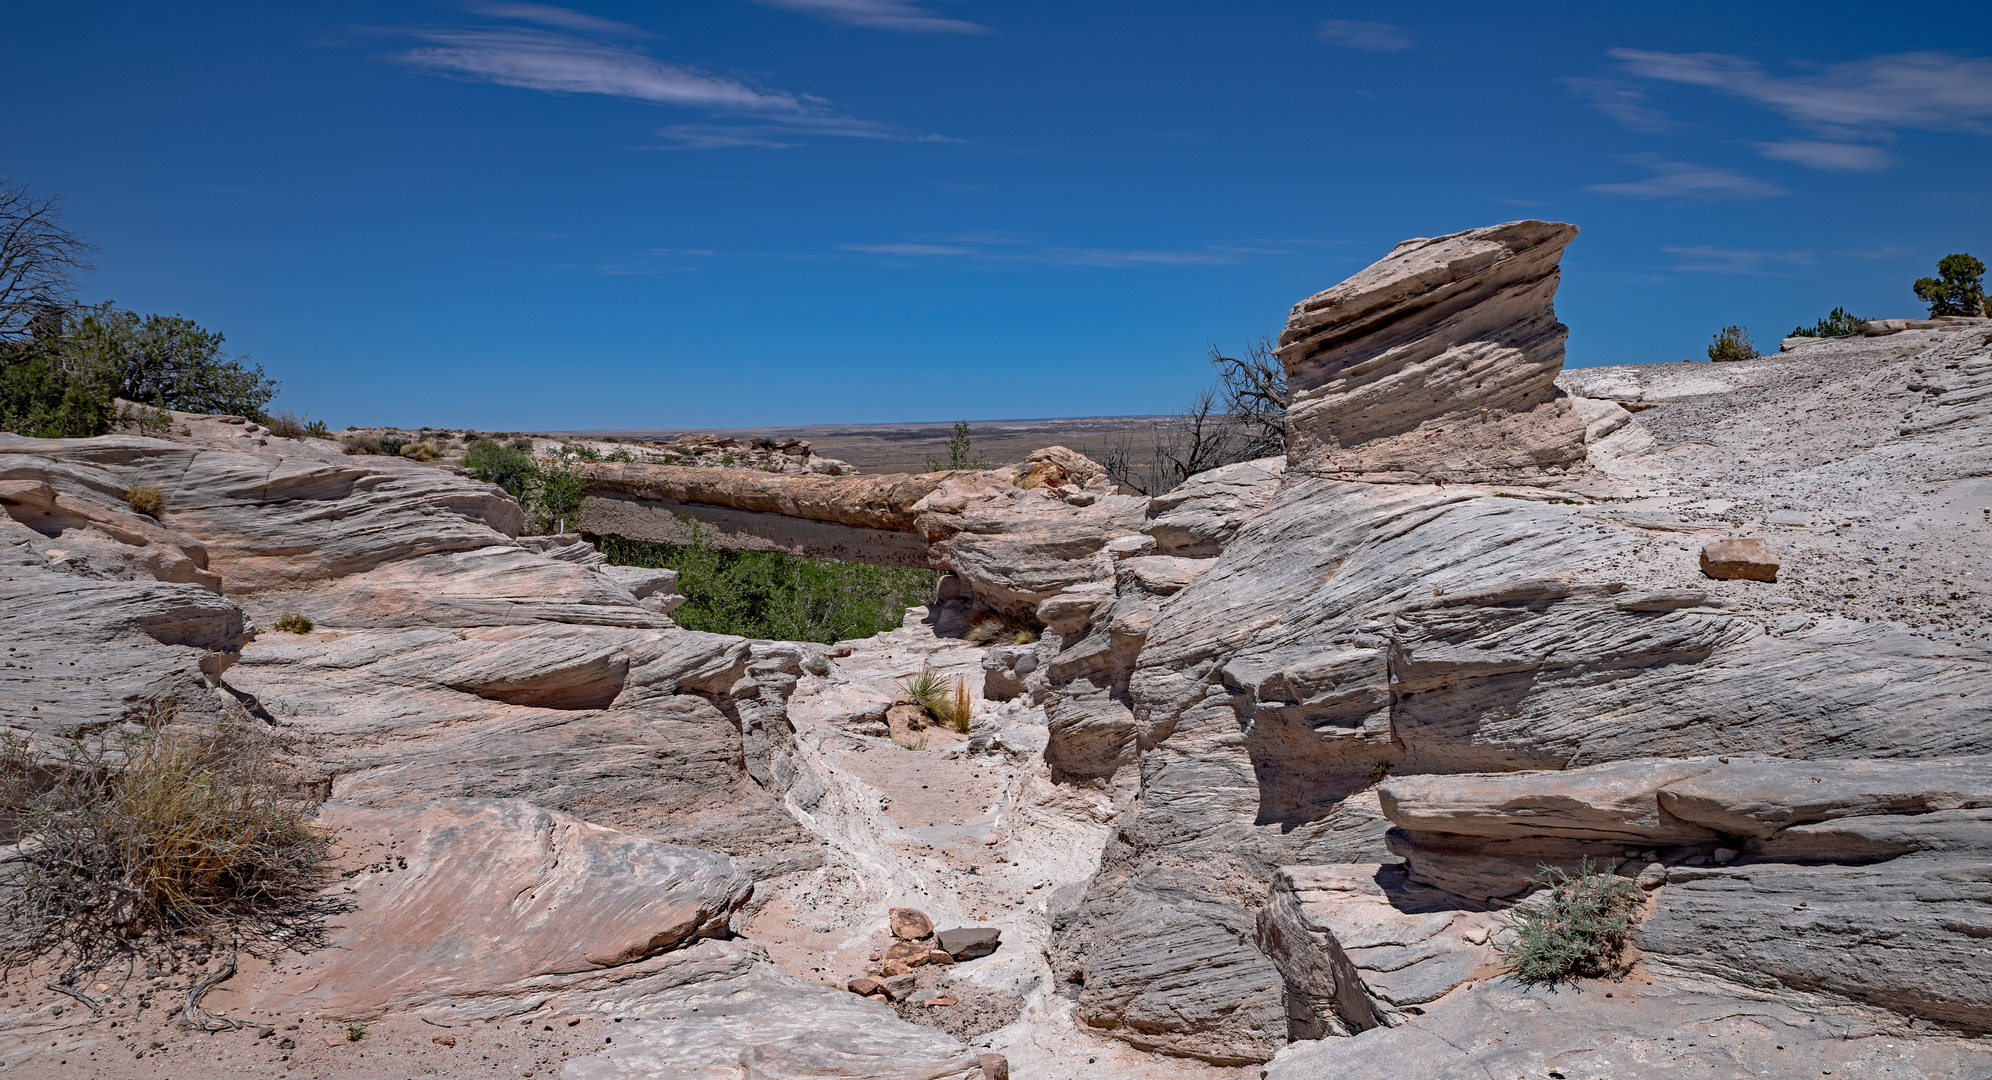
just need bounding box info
[1276,220,1587,484]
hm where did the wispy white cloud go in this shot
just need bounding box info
[748,0,989,34]
[468,3,651,36]
[1560,77,1679,132]
[1610,49,1992,137]
[1585,157,1786,199]
[399,28,800,109]
[837,238,1248,267]
[389,6,947,148]
[1317,20,1410,52]
[1661,245,1813,274]
[841,243,979,255]
[1753,140,1893,173]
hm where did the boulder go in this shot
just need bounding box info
[1699,537,1778,581]
[880,973,920,1001]
[1274,220,1588,484]
[935,927,1001,960]
[890,906,935,941]
[1142,456,1285,557]
[1378,758,1728,845]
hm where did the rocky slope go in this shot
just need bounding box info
[3,218,1990,1080]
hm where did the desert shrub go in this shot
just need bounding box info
[0,352,112,437]
[272,613,312,634]
[462,439,534,499]
[1495,859,1646,986]
[600,523,940,644]
[0,722,333,982]
[1706,325,1758,363]
[1789,307,1865,338]
[524,454,587,533]
[304,419,329,438]
[1914,253,1987,317]
[377,434,408,457]
[801,654,832,676]
[399,439,442,462]
[341,433,381,455]
[263,411,307,438]
[1103,336,1288,495]
[122,485,164,517]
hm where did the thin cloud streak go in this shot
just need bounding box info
[468,3,651,36]
[1755,140,1893,173]
[1317,20,1411,52]
[1585,157,1786,199]
[748,0,990,34]
[1610,48,1992,137]
[842,243,978,255]
[399,29,800,110]
[1661,245,1814,274]
[1561,77,1679,132]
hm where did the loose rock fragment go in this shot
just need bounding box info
[935,927,1001,960]
[1699,538,1778,581]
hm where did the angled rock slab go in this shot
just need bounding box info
[1264,977,1992,1080]
[246,798,751,1020]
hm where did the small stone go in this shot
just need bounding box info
[927,996,958,1007]
[935,927,1002,960]
[848,976,883,996]
[926,949,955,965]
[1460,925,1490,945]
[431,1035,457,1047]
[1713,847,1739,864]
[907,988,940,1004]
[885,941,932,967]
[277,1038,295,1050]
[889,907,934,941]
[880,973,918,1002]
[977,1052,1011,1080]
[1700,538,1778,582]
[257,1026,276,1039]
[1636,862,1668,890]
[880,960,912,977]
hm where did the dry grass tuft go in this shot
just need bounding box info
[121,486,164,517]
[0,722,335,984]
[272,614,312,634]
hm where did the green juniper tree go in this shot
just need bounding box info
[1914,254,1987,317]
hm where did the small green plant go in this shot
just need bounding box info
[345,1024,366,1042]
[1495,859,1646,986]
[1914,253,1987,317]
[1706,325,1758,363]
[801,654,832,676]
[273,614,312,634]
[925,419,989,472]
[564,442,601,462]
[1368,760,1392,785]
[524,454,587,534]
[1789,306,1864,338]
[303,419,330,438]
[604,446,635,463]
[896,733,930,751]
[122,485,165,517]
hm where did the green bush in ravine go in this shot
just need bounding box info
[463,439,534,499]
[600,520,939,644]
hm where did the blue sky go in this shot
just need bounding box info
[7,2,1991,429]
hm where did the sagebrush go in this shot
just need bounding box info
[0,722,335,984]
[1495,859,1646,986]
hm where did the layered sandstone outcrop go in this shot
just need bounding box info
[1275,220,1588,483]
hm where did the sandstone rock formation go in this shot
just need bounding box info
[8,219,1992,1080]
[1275,220,1588,484]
